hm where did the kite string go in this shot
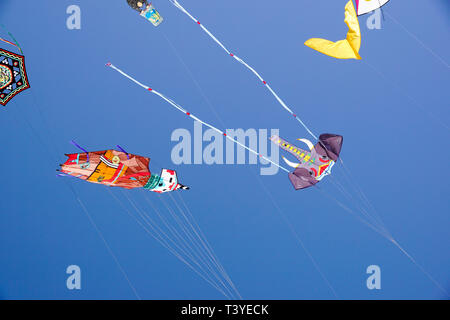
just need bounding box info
[384,12,449,70]
[109,188,234,299]
[173,192,243,300]
[336,159,390,235]
[164,193,242,300]
[388,238,450,298]
[70,186,141,300]
[167,0,318,140]
[106,63,289,173]
[315,182,450,298]
[361,60,450,131]
[125,191,235,299]
[250,170,339,299]
[10,102,141,299]
[156,194,238,299]
[161,30,227,128]
[123,190,233,298]
[327,165,392,238]
[142,158,239,299]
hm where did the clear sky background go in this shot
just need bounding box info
[0,1,449,299]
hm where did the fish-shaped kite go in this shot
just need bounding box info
[0,48,30,106]
[58,144,188,193]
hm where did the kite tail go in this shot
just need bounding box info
[168,0,318,140]
[107,63,290,173]
[0,23,23,53]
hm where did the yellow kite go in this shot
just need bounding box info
[305,0,362,60]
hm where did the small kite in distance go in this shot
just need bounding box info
[126,0,164,26]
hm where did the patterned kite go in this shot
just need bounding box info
[0,48,30,106]
[58,143,189,193]
[126,0,164,26]
[270,134,343,190]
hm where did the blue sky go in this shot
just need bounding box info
[0,0,449,299]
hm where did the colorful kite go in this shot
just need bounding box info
[126,0,164,26]
[58,142,189,193]
[355,0,390,16]
[0,48,30,106]
[271,135,343,190]
[305,1,362,60]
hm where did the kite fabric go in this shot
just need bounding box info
[0,48,30,106]
[58,148,189,193]
[355,0,390,16]
[271,134,343,190]
[305,0,362,60]
[126,0,148,12]
[167,0,318,140]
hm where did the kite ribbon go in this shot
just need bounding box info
[107,63,290,173]
[168,0,318,140]
[0,37,17,48]
[0,24,23,53]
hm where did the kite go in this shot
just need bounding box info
[164,0,318,139]
[271,134,343,190]
[107,63,342,190]
[305,0,362,60]
[126,0,164,26]
[355,0,390,16]
[0,48,30,106]
[58,142,189,193]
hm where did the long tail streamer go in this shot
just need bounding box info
[106,63,290,173]
[168,0,317,140]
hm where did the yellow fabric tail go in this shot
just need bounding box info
[304,0,362,60]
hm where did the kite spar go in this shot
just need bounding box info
[167,0,318,140]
